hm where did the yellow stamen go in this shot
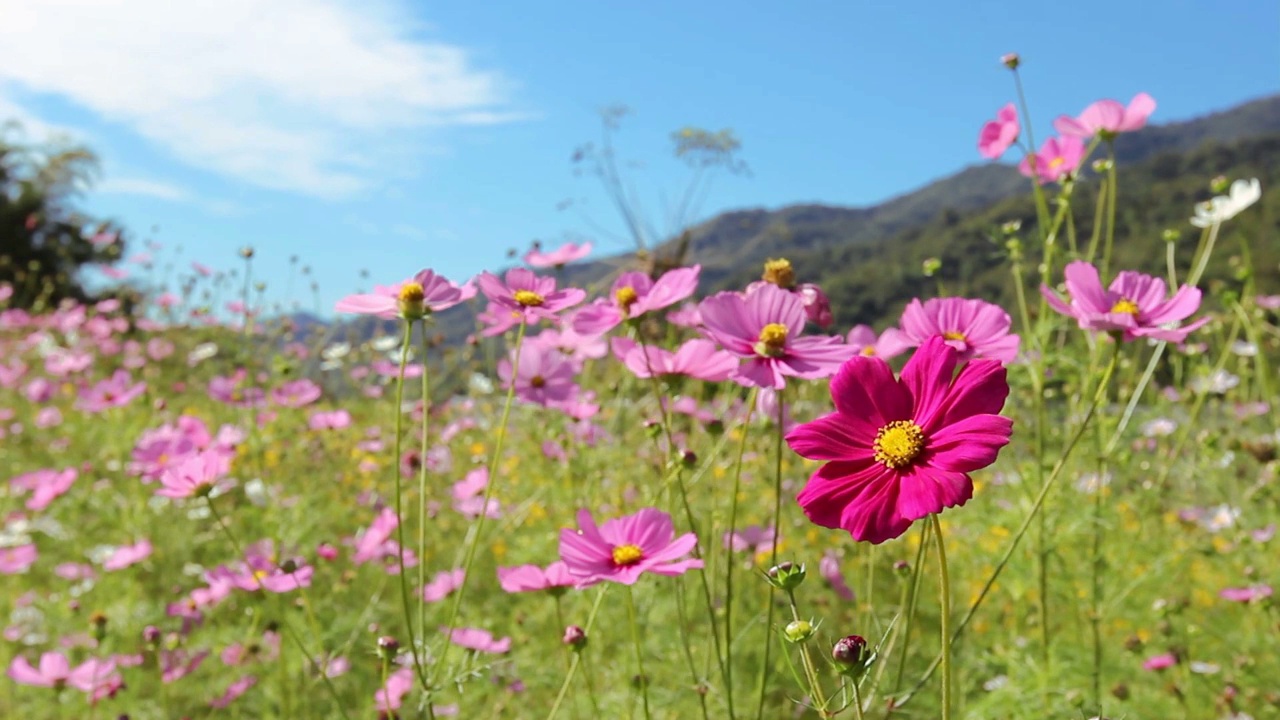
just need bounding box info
[942,331,967,342]
[873,420,925,469]
[513,290,545,307]
[397,281,427,317]
[612,544,644,566]
[1049,156,1065,170]
[615,286,639,310]
[1110,298,1139,315]
[754,323,789,357]
[762,258,796,289]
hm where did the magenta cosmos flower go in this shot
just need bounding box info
[878,297,1020,362]
[1054,92,1156,139]
[978,103,1019,159]
[496,561,577,594]
[786,336,1012,544]
[573,265,701,334]
[334,268,472,320]
[157,450,231,499]
[9,653,120,695]
[1219,585,1272,603]
[699,283,853,389]
[1041,261,1209,343]
[559,507,703,585]
[525,240,593,268]
[1019,135,1086,185]
[477,268,586,335]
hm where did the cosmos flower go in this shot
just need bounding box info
[1054,92,1156,138]
[845,325,905,360]
[1041,261,1208,343]
[573,265,701,334]
[611,337,739,382]
[476,268,586,334]
[1219,585,1273,603]
[978,103,1019,159]
[102,539,153,571]
[524,240,594,268]
[334,268,472,320]
[77,370,146,412]
[878,297,1020,362]
[1190,178,1262,228]
[422,569,466,602]
[699,283,853,389]
[496,561,578,594]
[1019,135,1086,185]
[786,337,1012,544]
[444,627,512,654]
[559,507,703,586]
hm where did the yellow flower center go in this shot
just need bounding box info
[754,323,789,357]
[873,420,925,469]
[942,331,967,342]
[1110,298,1139,315]
[530,375,546,389]
[612,544,644,566]
[397,282,427,316]
[513,290,545,307]
[762,258,796,289]
[860,346,877,356]
[615,286,639,310]
[1049,156,1065,170]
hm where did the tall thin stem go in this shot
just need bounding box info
[389,321,426,687]
[416,322,433,669]
[754,390,786,720]
[930,515,952,720]
[627,586,653,720]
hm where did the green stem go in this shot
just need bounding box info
[1100,146,1118,278]
[627,586,653,720]
[417,321,433,670]
[754,389,786,720]
[724,387,759,715]
[784,589,827,711]
[930,515,952,720]
[432,322,528,694]
[546,587,610,720]
[889,521,931,704]
[389,321,426,688]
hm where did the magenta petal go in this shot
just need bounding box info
[899,337,958,429]
[785,413,876,461]
[334,294,396,318]
[926,414,1014,472]
[797,462,910,544]
[1144,285,1202,325]
[829,356,911,423]
[933,359,1010,429]
[894,465,972,522]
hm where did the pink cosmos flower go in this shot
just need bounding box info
[422,569,466,602]
[451,467,501,519]
[12,468,77,512]
[786,336,1013,544]
[723,525,775,555]
[1019,135,1086,185]
[496,561,577,594]
[444,627,512,654]
[221,630,281,665]
[559,507,704,585]
[820,550,855,601]
[210,675,258,708]
[611,337,739,382]
[77,370,146,412]
[878,297,1020,362]
[1041,261,1209,343]
[497,343,579,408]
[699,283,854,389]
[524,240,594,268]
[335,268,472,320]
[796,283,834,329]
[1219,585,1273,603]
[161,648,210,683]
[352,508,399,565]
[573,265,701,334]
[1054,92,1156,138]
[157,450,231,499]
[1142,653,1177,671]
[528,324,608,371]
[8,652,120,695]
[270,379,322,408]
[477,268,586,334]
[103,539,153,571]
[308,409,352,431]
[978,103,1019,159]
[845,325,904,360]
[1,544,38,574]
[376,667,414,713]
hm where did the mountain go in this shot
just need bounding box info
[319,94,1280,345]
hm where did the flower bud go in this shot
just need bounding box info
[921,257,942,277]
[1161,228,1180,244]
[90,611,108,642]
[892,560,911,577]
[1210,175,1230,194]
[832,635,870,675]
[783,619,815,643]
[142,625,161,646]
[376,635,399,662]
[562,625,587,650]
[1000,53,1020,69]
[679,449,698,468]
[766,561,806,591]
[239,246,255,259]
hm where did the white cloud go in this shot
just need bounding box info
[98,177,190,202]
[0,0,519,198]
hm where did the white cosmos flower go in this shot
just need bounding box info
[187,342,219,365]
[321,342,351,361]
[370,335,400,352]
[1190,178,1262,228]
[1190,368,1240,394]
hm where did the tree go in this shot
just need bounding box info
[0,123,127,310]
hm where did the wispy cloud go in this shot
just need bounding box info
[98,177,190,202]
[0,0,521,198]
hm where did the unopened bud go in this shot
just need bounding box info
[1000,53,1020,70]
[783,619,815,644]
[644,420,662,439]
[921,257,942,278]
[832,635,870,675]
[376,636,399,661]
[239,246,255,259]
[1161,228,1180,244]
[1210,175,1230,194]
[142,625,161,646]
[893,560,911,577]
[90,611,108,641]
[562,625,587,650]
[766,562,806,591]
[679,449,698,468]
[1092,158,1114,173]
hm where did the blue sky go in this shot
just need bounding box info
[2,0,1276,316]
